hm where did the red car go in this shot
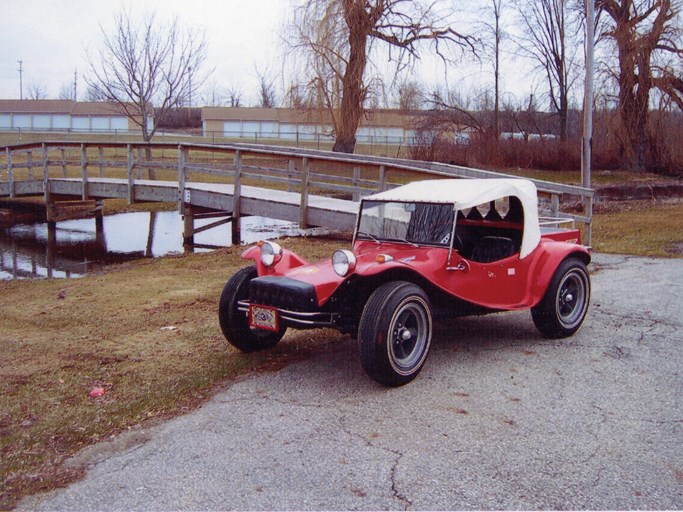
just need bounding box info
[219,179,591,386]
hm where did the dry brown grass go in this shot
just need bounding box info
[592,198,683,257]
[0,236,346,509]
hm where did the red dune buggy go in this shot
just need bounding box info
[219,179,591,386]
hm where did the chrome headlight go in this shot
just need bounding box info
[332,250,357,277]
[260,241,282,267]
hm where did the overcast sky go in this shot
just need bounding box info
[0,0,540,107]
[0,0,291,104]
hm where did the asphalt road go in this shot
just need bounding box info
[19,254,683,511]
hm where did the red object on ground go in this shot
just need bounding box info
[89,387,106,398]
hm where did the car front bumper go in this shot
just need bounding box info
[237,300,339,329]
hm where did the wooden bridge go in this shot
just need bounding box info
[0,141,594,246]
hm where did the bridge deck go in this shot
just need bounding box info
[0,177,359,232]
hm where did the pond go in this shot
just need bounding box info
[0,211,302,280]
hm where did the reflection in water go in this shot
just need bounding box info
[0,211,300,280]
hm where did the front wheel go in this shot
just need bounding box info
[218,266,286,352]
[532,257,590,338]
[358,281,433,386]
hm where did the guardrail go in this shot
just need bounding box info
[1,141,594,244]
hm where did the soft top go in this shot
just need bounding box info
[364,178,541,259]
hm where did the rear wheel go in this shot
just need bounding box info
[532,257,590,338]
[218,266,286,352]
[358,281,433,386]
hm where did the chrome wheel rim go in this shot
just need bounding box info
[389,299,430,374]
[556,269,588,328]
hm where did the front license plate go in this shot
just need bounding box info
[249,305,280,332]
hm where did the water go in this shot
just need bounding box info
[0,211,301,280]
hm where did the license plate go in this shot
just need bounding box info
[249,305,280,332]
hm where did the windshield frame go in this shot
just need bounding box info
[353,199,458,250]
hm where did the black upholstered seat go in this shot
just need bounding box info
[470,236,517,263]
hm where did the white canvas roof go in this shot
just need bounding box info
[364,179,541,258]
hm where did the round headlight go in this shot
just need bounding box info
[260,241,282,267]
[332,250,357,277]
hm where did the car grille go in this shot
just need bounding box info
[249,276,318,312]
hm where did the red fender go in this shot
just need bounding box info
[527,242,591,306]
[241,245,309,276]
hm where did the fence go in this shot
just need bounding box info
[0,141,594,244]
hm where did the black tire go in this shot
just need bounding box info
[358,281,433,386]
[218,266,286,352]
[532,257,590,338]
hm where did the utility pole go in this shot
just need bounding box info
[582,0,595,245]
[17,60,23,100]
[73,68,78,101]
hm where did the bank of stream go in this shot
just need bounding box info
[0,209,304,280]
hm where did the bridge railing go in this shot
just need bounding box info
[1,141,594,244]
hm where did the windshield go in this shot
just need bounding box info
[357,201,455,246]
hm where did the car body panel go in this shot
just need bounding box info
[238,178,590,317]
[242,235,590,311]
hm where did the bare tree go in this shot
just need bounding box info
[290,0,476,153]
[284,82,311,109]
[513,0,583,141]
[227,85,243,108]
[27,82,48,100]
[84,83,107,102]
[85,10,209,142]
[256,68,277,108]
[478,0,509,139]
[596,0,683,171]
[58,82,74,101]
[426,86,488,135]
[201,80,225,107]
[396,80,425,111]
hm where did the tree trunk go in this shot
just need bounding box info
[333,2,370,154]
[616,37,652,171]
[559,92,569,141]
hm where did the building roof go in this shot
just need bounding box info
[0,100,76,114]
[365,178,541,259]
[0,100,137,117]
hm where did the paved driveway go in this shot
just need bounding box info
[19,254,683,510]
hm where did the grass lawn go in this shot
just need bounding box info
[0,237,344,509]
[591,199,683,257]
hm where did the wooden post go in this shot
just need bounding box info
[183,205,195,246]
[81,144,88,200]
[98,146,105,177]
[300,157,309,229]
[550,193,560,218]
[27,150,34,179]
[378,165,386,192]
[177,145,187,211]
[584,194,593,246]
[6,147,14,198]
[352,166,361,201]
[61,148,67,177]
[288,159,296,192]
[95,201,105,250]
[126,144,134,204]
[42,144,49,202]
[136,147,143,179]
[232,150,242,244]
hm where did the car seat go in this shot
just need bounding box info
[470,236,517,263]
